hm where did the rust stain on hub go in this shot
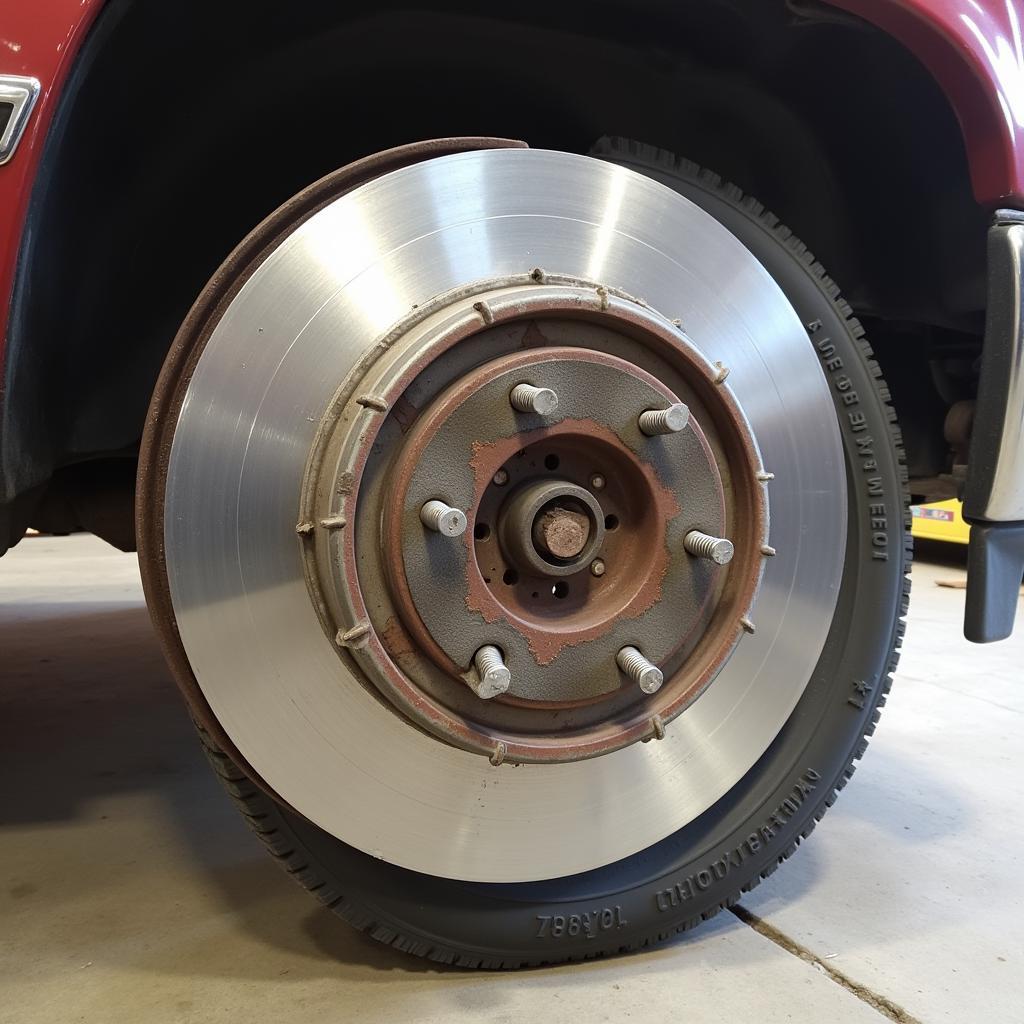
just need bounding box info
[465,416,682,665]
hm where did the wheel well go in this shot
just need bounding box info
[1,0,986,549]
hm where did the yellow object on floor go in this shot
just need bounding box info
[910,498,970,545]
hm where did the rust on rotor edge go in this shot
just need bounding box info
[305,287,769,764]
[135,137,528,804]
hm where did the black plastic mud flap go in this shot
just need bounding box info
[963,211,1024,643]
[965,524,1024,643]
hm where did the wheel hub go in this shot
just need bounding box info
[304,283,766,763]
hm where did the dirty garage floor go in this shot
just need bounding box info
[1,535,1020,1024]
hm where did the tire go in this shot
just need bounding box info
[151,140,910,968]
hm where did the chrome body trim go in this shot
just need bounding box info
[0,76,41,166]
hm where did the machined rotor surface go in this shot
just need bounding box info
[162,147,846,882]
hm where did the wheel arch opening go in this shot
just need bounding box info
[1,0,984,550]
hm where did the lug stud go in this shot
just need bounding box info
[590,558,606,577]
[510,383,559,415]
[493,468,509,486]
[638,402,689,436]
[471,646,512,699]
[590,473,606,490]
[616,646,664,695]
[684,530,735,565]
[419,500,467,537]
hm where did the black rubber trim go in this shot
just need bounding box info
[963,213,1022,519]
[963,211,1024,642]
[965,523,1024,642]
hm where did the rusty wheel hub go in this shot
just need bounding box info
[303,279,767,764]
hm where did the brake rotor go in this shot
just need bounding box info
[153,144,847,882]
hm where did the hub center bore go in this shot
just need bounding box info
[499,479,605,577]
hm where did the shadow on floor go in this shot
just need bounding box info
[0,578,967,982]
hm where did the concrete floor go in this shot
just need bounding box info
[1,535,1020,1024]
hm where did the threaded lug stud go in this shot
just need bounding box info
[638,403,689,435]
[683,530,735,565]
[470,646,512,699]
[419,500,467,537]
[510,383,559,415]
[616,646,664,694]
